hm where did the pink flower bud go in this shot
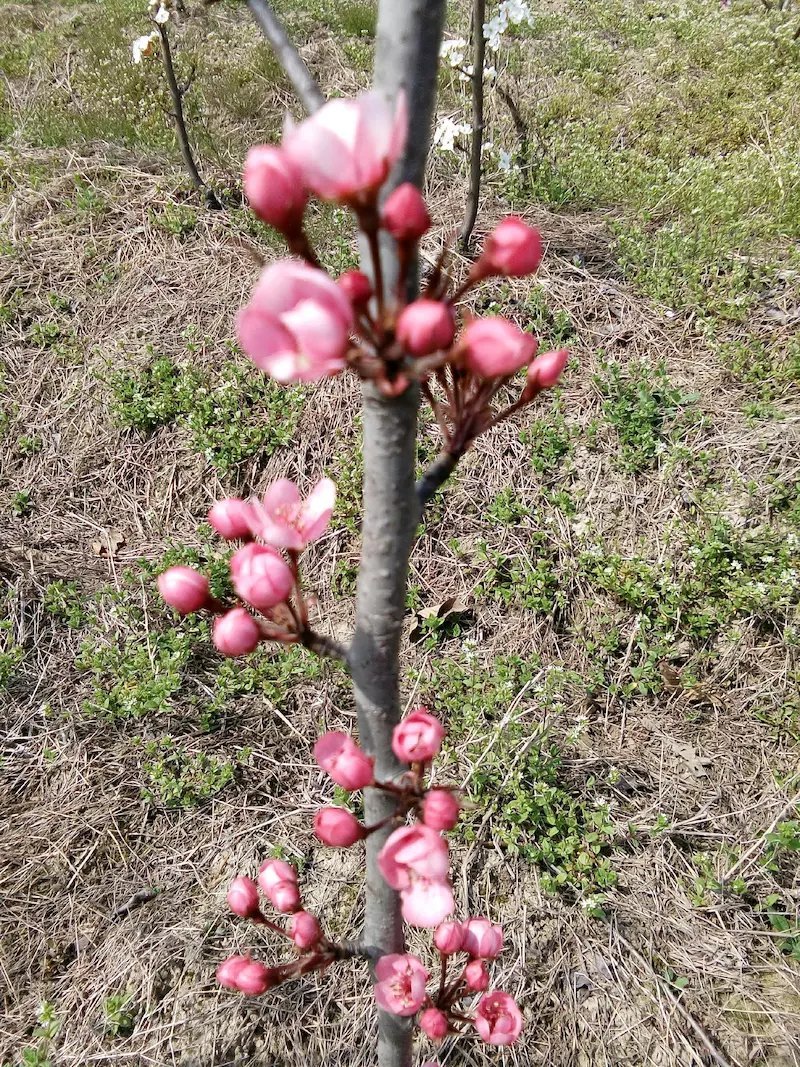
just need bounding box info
[396,300,455,357]
[208,498,254,540]
[422,789,460,831]
[474,991,524,1045]
[392,708,445,764]
[380,182,431,241]
[213,608,261,657]
[462,917,503,959]
[313,731,374,790]
[157,566,210,615]
[434,921,465,955]
[419,1007,449,1042]
[230,543,294,611]
[478,216,543,278]
[216,954,249,990]
[258,858,298,891]
[289,910,322,949]
[235,959,277,996]
[463,959,490,991]
[244,145,307,233]
[338,269,373,308]
[266,879,301,914]
[461,317,538,378]
[314,807,366,847]
[226,875,261,919]
[527,348,569,391]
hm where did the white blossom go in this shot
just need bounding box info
[131,32,158,63]
[484,0,534,51]
[153,4,170,24]
[433,116,471,153]
[439,38,467,68]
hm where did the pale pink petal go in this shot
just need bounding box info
[247,498,304,551]
[237,307,297,373]
[282,300,350,364]
[298,477,336,542]
[354,92,395,188]
[390,90,408,164]
[261,478,302,514]
[401,880,454,927]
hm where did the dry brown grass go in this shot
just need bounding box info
[2,3,800,1064]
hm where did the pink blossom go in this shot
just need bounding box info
[381,182,431,241]
[419,1007,449,1042]
[289,910,322,949]
[527,348,569,391]
[434,921,465,955]
[244,145,307,233]
[237,261,354,384]
[378,824,450,890]
[248,477,336,552]
[396,300,455,357]
[400,877,454,928]
[373,953,428,1017]
[283,91,407,202]
[474,991,524,1045]
[265,879,300,914]
[258,858,298,891]
[226,876,261,919]
[230,543,294,611]
[235,959,277,996]
[338,269,373,308]
[213,608,262,657]
[461,317,537,378]
[313,731,374,790]
[313,807,366,847]
[216,955,249,990]
[462,917,503,959]
[208,498,254,540]
[478,216,543,278]
[463,959,490,991]
[157,566,210,615]
[422,789,460,831]
[392,708,445,763]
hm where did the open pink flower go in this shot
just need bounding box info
[378,824,450,890]
[237,261,354,384]
[283,91,407,202]
[474,991,524,1045]
[461,317,537,378]
[249,477,336,552]
[373,953,428,1016]
[230,543,294,611]
[244,145,307,233]
[313,731,374,790]
[392,708,445,763]
[462,917,503,959]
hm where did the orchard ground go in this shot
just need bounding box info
[1,0,799,1065]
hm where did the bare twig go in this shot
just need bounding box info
[245,0,325,114]
[416,450,460,510]
[157,24,221,209]
[111,887,159,919]
[459,0,486,252]
[299,628,350,666]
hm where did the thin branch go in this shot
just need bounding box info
[245,0,325,114]
[157,23,221,209]
[416,450,460,510]
[458,0,486,251]
[299,628,350,666]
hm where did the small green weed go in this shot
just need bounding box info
[487,487,530,525]
[16,434,42,456]
[518,405,572,476]
[138,737,239,808]
[11,489,32,517]
[475,538,562,614]
[43,580,87,628]
[594,358,698,473]
[103,992,136,1037]
[149,202,198,238]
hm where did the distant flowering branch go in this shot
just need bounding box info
[156,57,570,1065]
[218,707,523,1048]
[130,0,220,207]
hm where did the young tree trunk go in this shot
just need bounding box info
[348,4,446,1066]
[459,0,487,251]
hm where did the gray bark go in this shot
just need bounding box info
[459,0,487,250]
[245,0,325,114]
[349,4,446,1067]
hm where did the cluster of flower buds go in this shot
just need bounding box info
[218,706,522,1048]
[239,89,569,457]
[157,477,337,658]
[217,858,337,994]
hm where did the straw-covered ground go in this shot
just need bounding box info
[1,1,799,1065]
